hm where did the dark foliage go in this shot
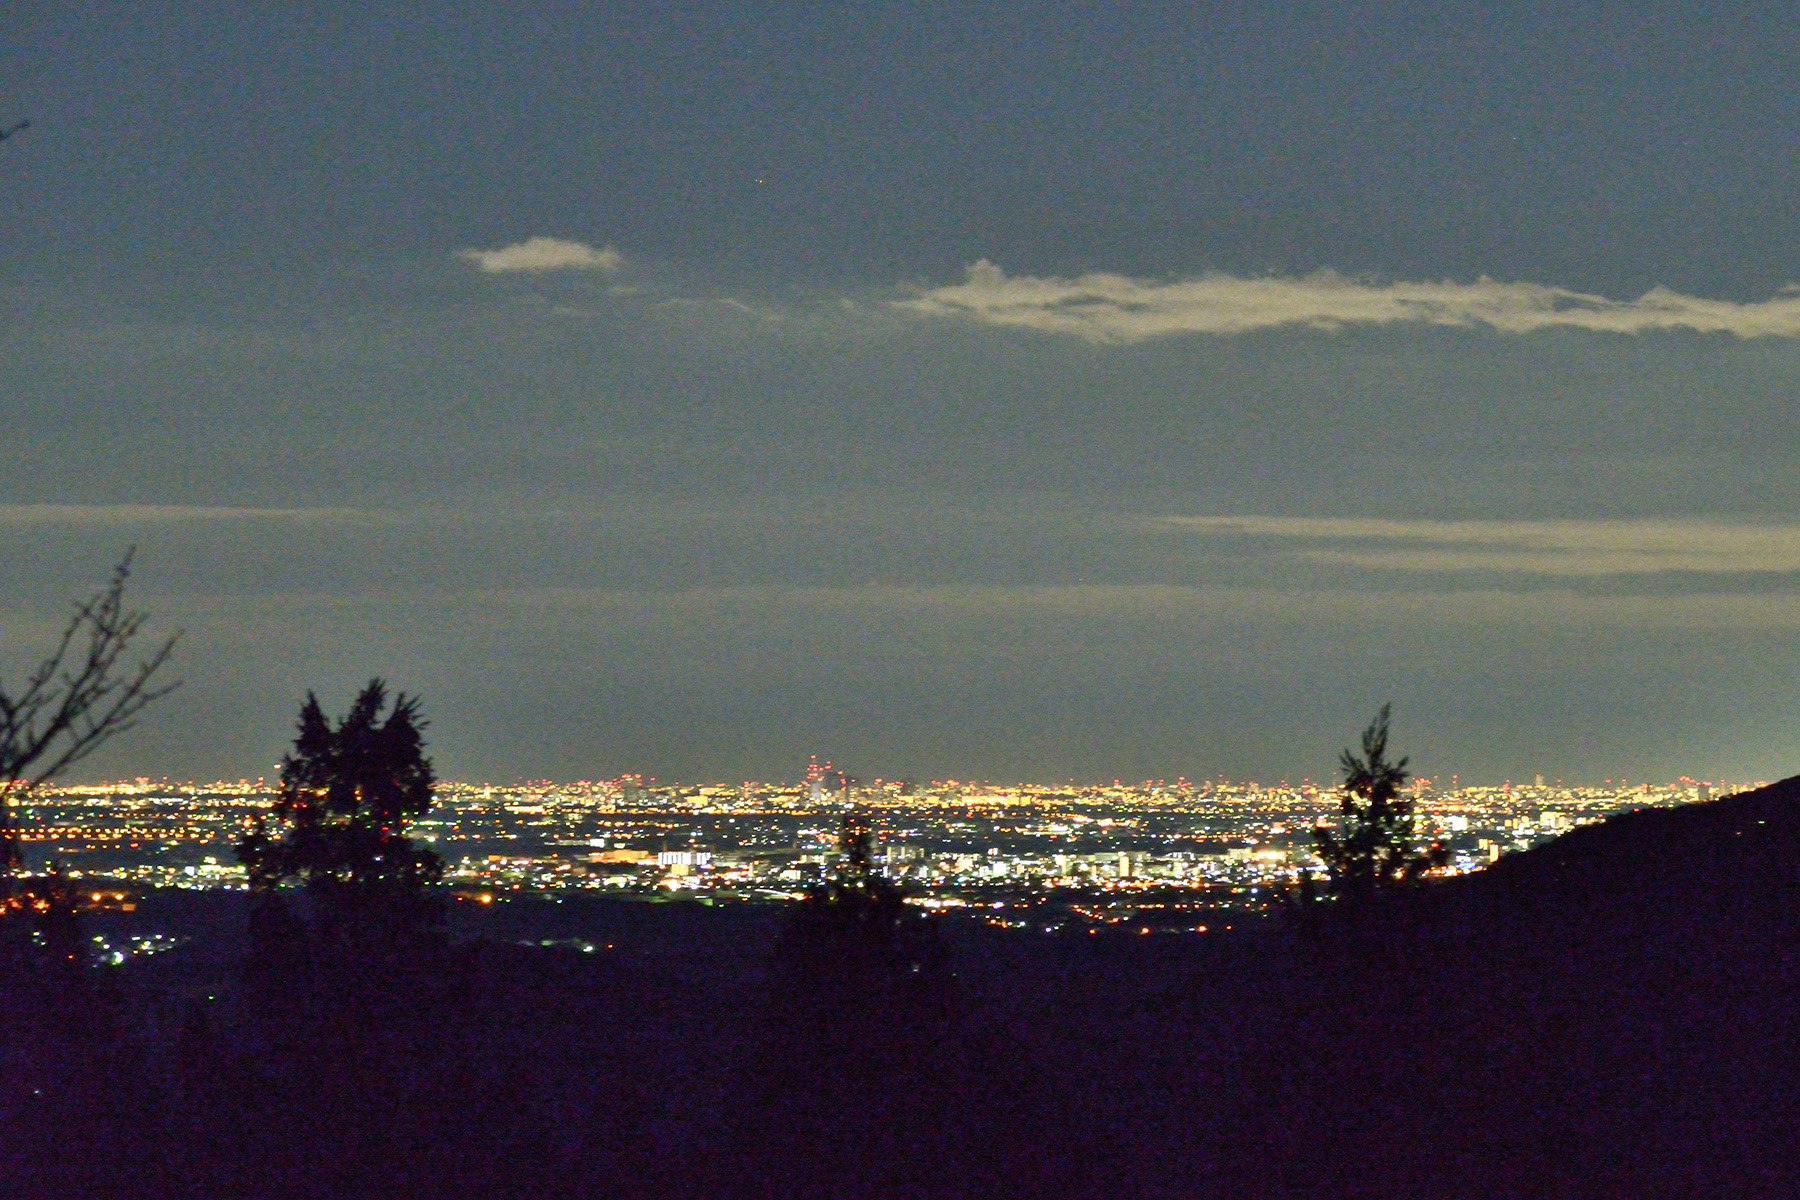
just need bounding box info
[773,809,951,999]
[209,682,454,1192]
[738,810,969,1196]
[0,872,166,1197]
[237,680,443,949]
[9,767,1800,1198]
[1312,703,1446,901]
[0,558,179,1196]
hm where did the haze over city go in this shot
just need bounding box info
[7,4,1800,786]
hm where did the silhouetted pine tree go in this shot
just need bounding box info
[212,683,463,1197]
[773,809,949,1000]
[743,809,964,1196]
[237,679,443,958]
[1313,704,1447,901]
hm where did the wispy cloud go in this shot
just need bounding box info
[1162,516,1800,575]
[457,237,624,274]
[899,261,1800,342]
[0,505,373,525]
[168,581,1800,637]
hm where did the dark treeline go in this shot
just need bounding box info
[5,800,1797,1196]
[5,792,1800,1197]
[2,659,1797,1196]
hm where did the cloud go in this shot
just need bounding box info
[457,237,624,273]
[899,261,1800,342]
[0,505,373,525]
[1161,516,1800,575]
[170,581,1800,637]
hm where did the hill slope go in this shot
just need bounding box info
[1189,778,1800,1198]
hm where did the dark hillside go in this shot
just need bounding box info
[1180,778,1800,1198]
[5,785,1799,1197]
[1460,773,1800,911]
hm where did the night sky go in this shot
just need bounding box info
[7,3,1800,785]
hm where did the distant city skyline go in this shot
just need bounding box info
[7,6,1800,785]
[36,766,1772,794]
[17,772,1739,902]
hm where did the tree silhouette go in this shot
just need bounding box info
[750,807,962,1196]
[774,808,948,997]
[1312,704,1446,901]
[0,551,177,981]
[0,552,179,884]
[237,679,442,950]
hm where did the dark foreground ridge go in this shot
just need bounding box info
[3,780,1797,1199]
[1231,773,1800,1199]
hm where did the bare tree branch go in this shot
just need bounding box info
[0,550,180,878]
